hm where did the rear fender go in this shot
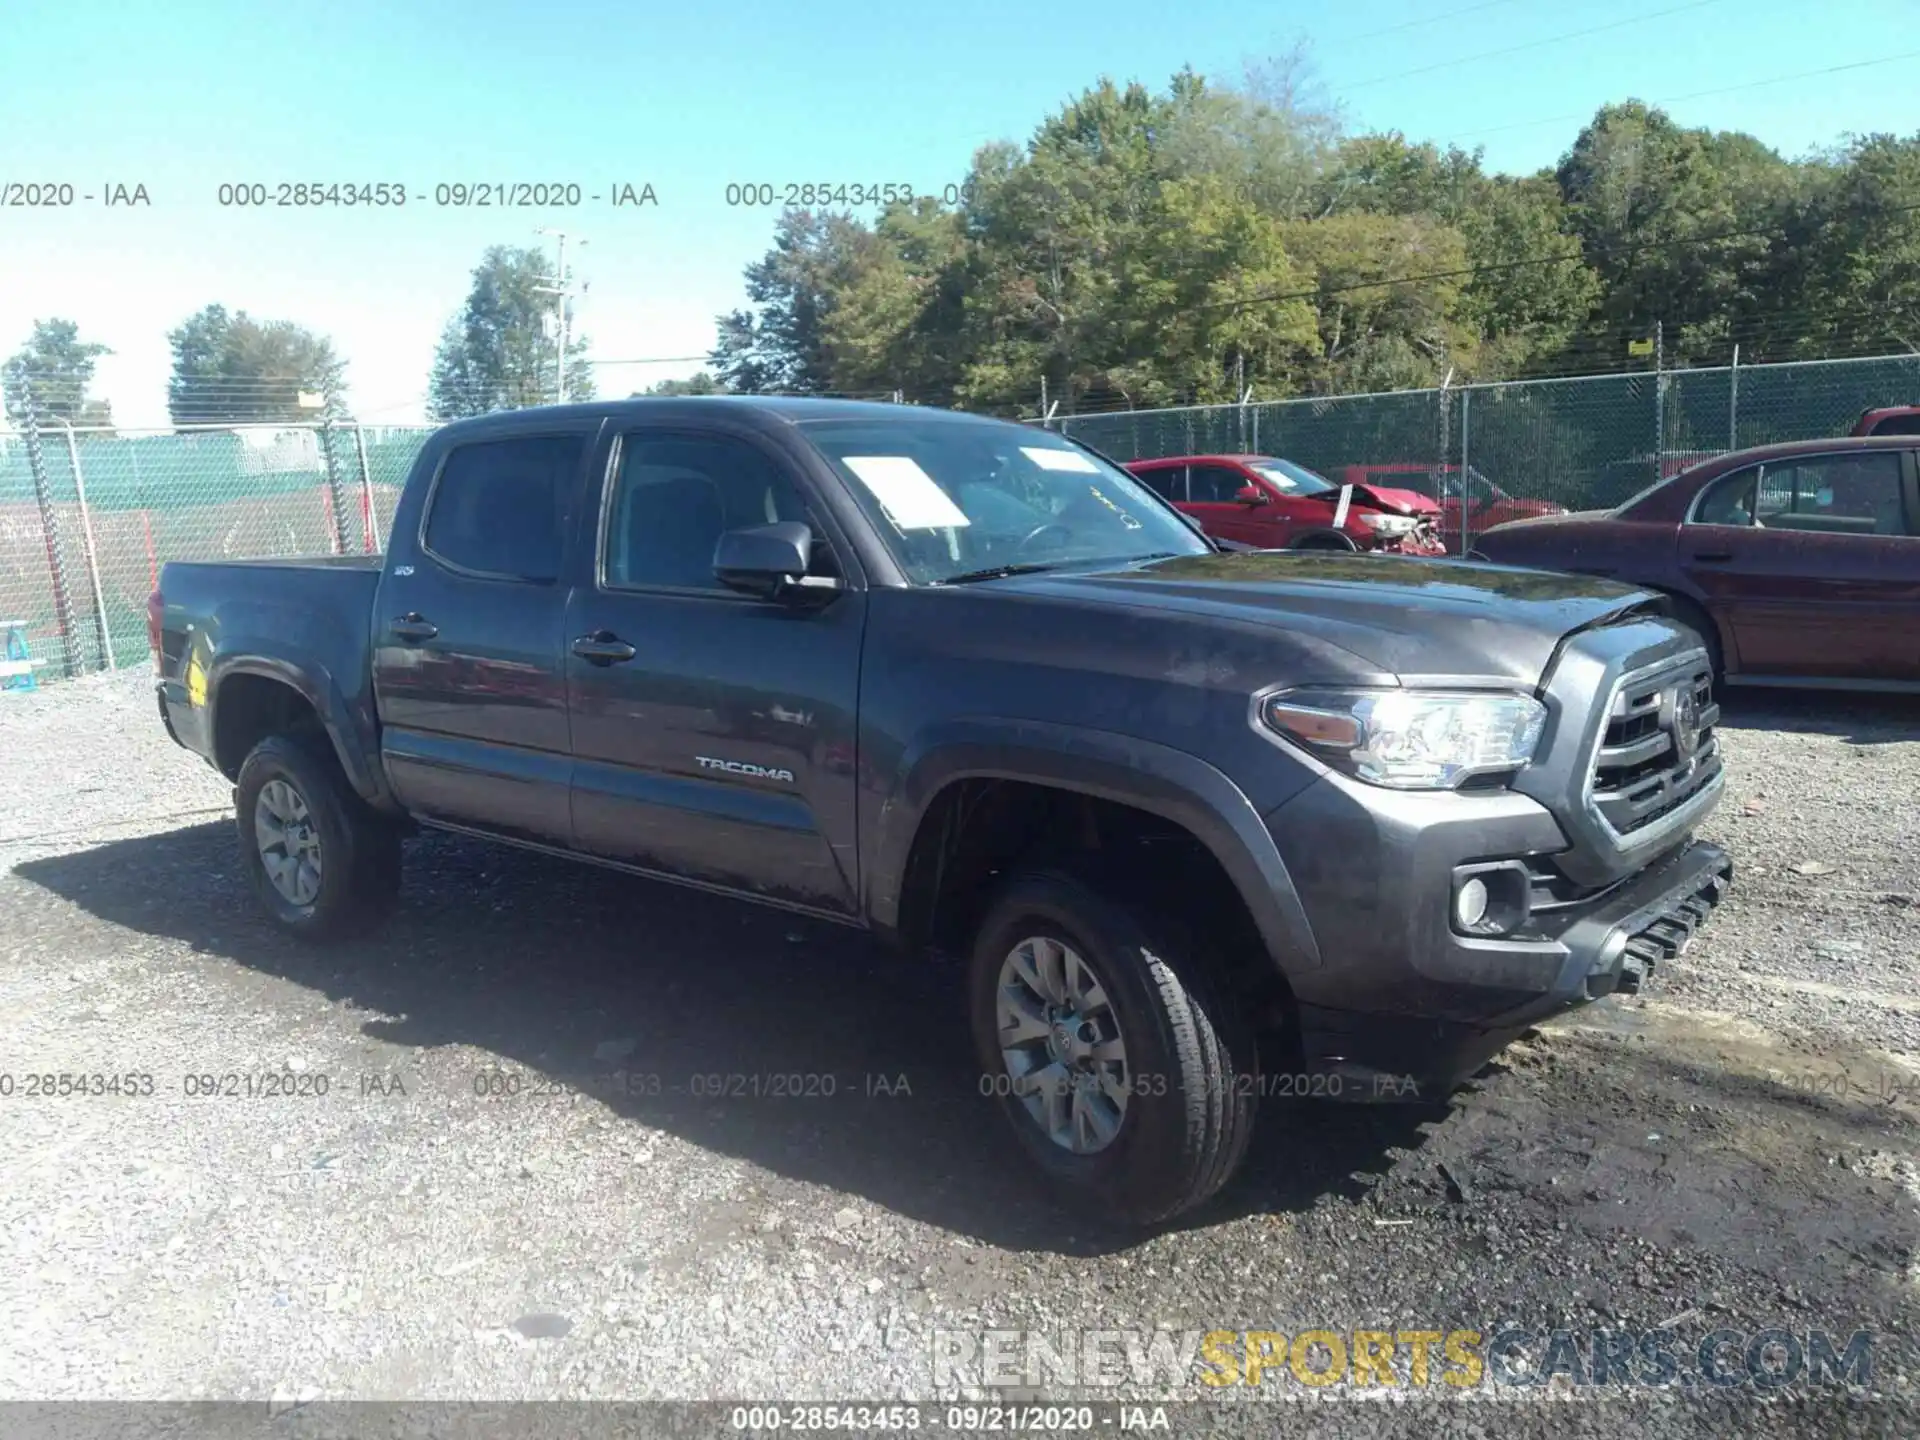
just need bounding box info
[207,644,395,812]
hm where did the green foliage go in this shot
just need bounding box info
[167,305,346,426]
[430,246,595,420]
[3,319,114,429]
[640,371,727,396]
[710,68,1920,413]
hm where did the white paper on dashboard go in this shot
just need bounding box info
[842,456,972,530]
[1021,446,1100,473]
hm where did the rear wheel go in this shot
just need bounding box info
[968,871,1258,1225]
[236,734,401,941]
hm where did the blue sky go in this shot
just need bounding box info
[1,0,1914,428]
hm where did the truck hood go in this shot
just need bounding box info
[1016,550,1657,686]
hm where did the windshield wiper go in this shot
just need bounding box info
[935,561,1069,586]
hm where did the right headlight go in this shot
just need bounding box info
[1260,687,1548,790]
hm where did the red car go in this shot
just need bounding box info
[1124,454,1445,555]
[1469,436,1920,688]
[1340,464,1565,554]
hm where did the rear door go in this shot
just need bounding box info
[1679,449,1920,681]
[372,422,600,843]
[564,422,866,914]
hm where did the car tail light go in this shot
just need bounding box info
[146,588,164,672]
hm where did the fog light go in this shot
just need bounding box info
[1455,876,1490,929]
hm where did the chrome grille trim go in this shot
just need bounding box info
[1581,649,1722,854]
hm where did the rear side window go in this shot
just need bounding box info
[1867,413,1920,437]
[1693,466,1757,526]
[423,434,585,581]
[1133,465,1186,502]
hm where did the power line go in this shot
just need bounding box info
[1446,49,1920,141]
[1342,0,1728,92]
[1333,0,1538,43]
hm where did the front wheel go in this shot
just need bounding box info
[968,871,1258,1225]
[236,734,401,941]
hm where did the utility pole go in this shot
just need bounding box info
[533,228,586,404]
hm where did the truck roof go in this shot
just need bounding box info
[430,395,1021,441]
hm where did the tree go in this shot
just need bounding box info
[166,305,347,426]
[1280,211,1476,392]
[429,246,596,420]
[640,371,727,396]
[3,318,114,428]
[1555,102,1797,364]
[709,210,871,394]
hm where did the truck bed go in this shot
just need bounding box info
[155,555,386,776]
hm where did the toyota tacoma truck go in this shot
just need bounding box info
[150,397,1734,1224]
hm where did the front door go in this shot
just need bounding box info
[564,425,866,914]
[1680,449,1920,681]
[372,424,600,844]
[1184,462,1276,545]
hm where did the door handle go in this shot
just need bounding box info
[572,631,637,665]
[1692,551,1734,564]
[390,613,438,641]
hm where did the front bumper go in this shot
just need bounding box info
[1265,770,1733,1102]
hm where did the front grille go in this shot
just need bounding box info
[1585,654,1721,847]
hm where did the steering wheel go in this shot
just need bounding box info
[1016,522,1074,555]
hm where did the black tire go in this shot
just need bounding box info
[968,870,1258,1225]
[235,734,401,941]
[1293,533,1356,552]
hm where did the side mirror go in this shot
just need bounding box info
[713,521,834,600]
[1234,485,1266,506]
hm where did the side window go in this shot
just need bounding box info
[422,433,584,581]
[1133,466,1186,503]
[604,432,835,591]
[1188,465,1249,503]
[1755,452,1908,536]
[1693,467,1758,527]
[1868,413,1920,437]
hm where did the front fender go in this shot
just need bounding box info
[868,717,1323,979]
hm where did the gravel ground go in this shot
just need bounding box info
[1,670,1916,1434]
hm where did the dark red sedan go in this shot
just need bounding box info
[1469,436,1920,688]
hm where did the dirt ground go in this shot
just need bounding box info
[0,671,1915,1434]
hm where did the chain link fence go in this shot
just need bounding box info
[1060,351,1920,550]
[0,415,433,680]
[3,351,1919,685]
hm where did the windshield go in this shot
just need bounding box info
[1248,459,1336,496]
[798,417,1210,584]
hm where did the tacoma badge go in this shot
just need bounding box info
[696,756,796,783]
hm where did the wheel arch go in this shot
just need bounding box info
[1291,528,1360,552]
[870,720,1322,986]
[207,650,395,810]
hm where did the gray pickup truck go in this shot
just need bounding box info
[151,397,1733,1222]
